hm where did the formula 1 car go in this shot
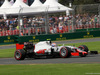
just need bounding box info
[14,41,98,60]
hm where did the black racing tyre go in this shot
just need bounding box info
[78,45,89,53]
[14,49,26,60]
[59,47,71,58]
[66,47,71,57]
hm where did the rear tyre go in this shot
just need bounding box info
[14,49,26,60]
[78,45,89,52]
[59,47,71,58]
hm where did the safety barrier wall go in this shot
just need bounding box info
[0,35,16,45]
[0,30,100,45]
[17,30,100,43]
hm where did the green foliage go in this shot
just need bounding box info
[0,64,100,75]
[59,0,69,5]
[59,0,96,5]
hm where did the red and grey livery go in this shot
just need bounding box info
[14,41,98,60]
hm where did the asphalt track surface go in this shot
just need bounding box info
[0,54,100,64]
[0,38,100,65]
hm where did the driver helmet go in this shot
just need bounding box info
[51,43,56,47]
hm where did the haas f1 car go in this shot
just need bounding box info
[14,41,98,60]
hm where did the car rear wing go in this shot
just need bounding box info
[16,43,24,50]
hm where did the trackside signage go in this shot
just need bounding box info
[0,35,16,45]
[17,30,100,43]
[29,36,39,42]
[4,36,14,43]
[83,32,94,38]
[0,30,100,45]
[56,34,66,40]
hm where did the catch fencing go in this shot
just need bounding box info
[0,4,100,36]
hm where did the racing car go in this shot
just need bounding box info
[14,41,98,60]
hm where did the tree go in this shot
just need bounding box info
[59,0,96,5]
[59,0,70,5]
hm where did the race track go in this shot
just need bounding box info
[0,54,100,64]
[0,38,100,65]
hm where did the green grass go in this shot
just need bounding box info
[0,41,100,75]
[59,41,100,52]
[0,48,15,58]
[0,64,100,75]
[0,41,100,58]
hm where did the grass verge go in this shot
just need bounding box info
[0,41,100,58]
[0,64,100,75]
[59,41,100,52]
[0,48,15,58]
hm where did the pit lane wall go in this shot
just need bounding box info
[0,30,100,45]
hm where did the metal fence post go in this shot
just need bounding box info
[98,5,100,28]
[18,6,23,36]
[68,20,70,32]
[72,5,76,32]
[28,28,31,36]
[36,27,38,35]
[44,6,49,34]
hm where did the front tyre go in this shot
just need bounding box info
[14,49,26,60]
[59,47,71,58]
[78,45,89,53]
